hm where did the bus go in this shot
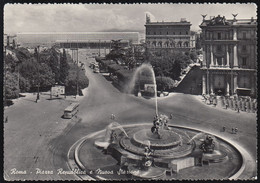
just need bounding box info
[63,103,79,119]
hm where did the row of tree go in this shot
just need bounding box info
[104,40,198,92]
[4,46,89,101]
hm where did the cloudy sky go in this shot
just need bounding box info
[4,3,257,34]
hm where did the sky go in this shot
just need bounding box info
[4,3,257,35]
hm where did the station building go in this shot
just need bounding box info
[16,32,140,48]
[200,15,257,97]
[144,14,194,52]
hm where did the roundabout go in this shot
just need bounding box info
[67,122,255,180]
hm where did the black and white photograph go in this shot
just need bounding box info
[3,2,257,180]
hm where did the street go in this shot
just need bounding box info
[4,49,257,180]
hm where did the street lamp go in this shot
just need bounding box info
[4,46,7,107]
[75,42,79,98]
[36,46,40,102]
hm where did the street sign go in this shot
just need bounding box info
[51,85,65,98]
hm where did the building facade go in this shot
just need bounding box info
[200,15,257,97]
[145,15,193,52]
[17,32,140,48]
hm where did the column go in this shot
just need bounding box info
[206,70,209,94]
[202,74,206,95]
[233,27,238,68]
[233,44,238,68]
[210,74,214,95]
[221,58,224,66]
[226,45,230,67]
[233,73,238,94]
[215,57,218,66]
[226,79,230,96]
[233,28,237,41]
[210,45,213,66]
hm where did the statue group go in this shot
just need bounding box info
[199,135,215,153]
[151,114,170,138]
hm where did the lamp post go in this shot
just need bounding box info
[4,46,7,107]
[99,40,101,56]
[36,46,40,102]
[76,42,79,98]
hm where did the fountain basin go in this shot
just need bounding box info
[119,128,194,158]
[67,123,251,180]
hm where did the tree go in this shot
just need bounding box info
[12,39,16,48]
[38,63,55,88]
[59,49,70,84]
[156,76,176,91]
[40,47,60,83]
[5,71,19,99]
[65,64,89,95]
[124,47,136,70]
[106,40,126,61]
[189,51,198,62]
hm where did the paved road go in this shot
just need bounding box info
[4,49,257,180]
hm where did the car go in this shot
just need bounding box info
[93,67,100,73]
[89,62,95,69]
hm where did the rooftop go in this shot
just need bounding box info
[145,21,191,26]
[17,32,140,35]
[200,15,257,27]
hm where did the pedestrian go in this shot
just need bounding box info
[5,116,8,123]
[235,128,238,134]
[223,126,226,132]
[237,100,240,113]
[111,114,116,120]
[213,97,217,107]
[209,97,213,105]
[231,128,234,134]
[169,114,173,119]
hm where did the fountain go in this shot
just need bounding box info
[127,63,158,115]
[67,64,252,180]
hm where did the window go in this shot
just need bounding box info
[217,45,222,51]
[243,32,246,39]
[242,58,247,66]
[178,41,182,47]
[180,31,182,35]
[160,32,161,35]
[242,45,247,51]
[173,32,175,35]
[154,32,156,35]
[218,32,221,40]
[186,31,188,35]
[167,31,168,35]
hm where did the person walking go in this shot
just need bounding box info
[222,126,226,132]
[111,114,115,120]
[235,128,238,134]
[237,99,240,113]
[225,98,228,109]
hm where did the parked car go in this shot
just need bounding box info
[93,67,100,73]
[89,62,95,69]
